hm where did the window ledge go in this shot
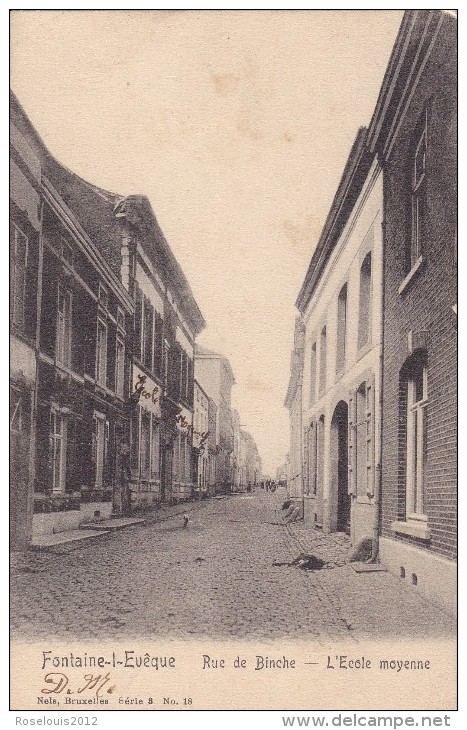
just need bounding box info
[398,256,424,295]
[391,519,431,541]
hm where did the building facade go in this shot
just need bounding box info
[114,195,206,508]
[296,132,384,546]
[366,10,457,613]
[193,380,210,495]
[11,93,135,542]
[284,318,305,502]
[194,346,235,492]
[239,430,262,488]
[10,113,42,549]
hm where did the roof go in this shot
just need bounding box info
[295,127,374,313]
[10,90,206,334]
[195,344,235,384]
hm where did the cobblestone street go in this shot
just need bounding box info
[10,491,455,643]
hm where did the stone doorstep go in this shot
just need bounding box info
[349,562,388,573]
[79,517,146,531]
[30,529,107,549]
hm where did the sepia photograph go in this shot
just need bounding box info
[9,8,457,712]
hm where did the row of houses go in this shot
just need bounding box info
[285,10,456,614]
[10,90,260,550]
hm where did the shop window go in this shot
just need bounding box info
[140,410,151,477]
[309,342,317,405]
[319,326,327,394]
[96,318,108,386]
[151,416,160,479]
[10,222,28,331]
[130,407,140,472]
[336,283,347,373]
[56,285,72,367]
[50,411,67,493]
[358,253,372,349]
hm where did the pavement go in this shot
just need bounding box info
[10,490,455,643]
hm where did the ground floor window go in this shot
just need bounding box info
[405,353,428,518]
[92,412,108,489]
[50,411,67,493]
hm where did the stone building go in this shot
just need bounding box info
[194,345,235,492]
[366,10,457,613]
[193,380,210,495]
[284,318,305,502]
[295,130,383,545]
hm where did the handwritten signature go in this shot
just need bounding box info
[41,672,115,698]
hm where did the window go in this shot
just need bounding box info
[93,413,107,489]
[142,298,154,370]
[56,286,72,367]
[10,389,23,433]
[319,327,327,394]
[316,416,325,502]
[306,421,317,496]
[98,283,108,310]
[10,223,28,330]
[130,408,140,472]
[134,285,143,361]
[309,342,317,405]
[115,336,125,398]
[153,314,164,378]
[163,341,170,390]
[62,239,74,267]
[406,354,428,517]
[336,284,347,373]
[410,108,428,270]
[358,253,372,349]
[117,308,126,333]
[50,411,67,492]
[151,416,160,479]
[96,318,108,386]
[352,379,374,498]
[140,410,151,477]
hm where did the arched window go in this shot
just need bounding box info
[336,284,347,373]
[400,350,428,518]
[358,252,372,349]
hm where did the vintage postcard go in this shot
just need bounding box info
[9,9,457,713]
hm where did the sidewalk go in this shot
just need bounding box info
[276,504,456,641]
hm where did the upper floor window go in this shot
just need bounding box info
[10,388,23,433]
[10,222,28,331]
[309,342,317,405]
[142,297,154,370]
[319,327,327,394]
[56,285,72,367]
[358,252,372,349]
[336,283,347,373]
[96,317,108,386]
[115,335,125,398]
[98,283,108,310]
[410,107,428,271]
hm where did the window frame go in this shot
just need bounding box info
[96,316,108,387]
[56,284,72,368]
[11,222,29,331]
[406,361,428,520]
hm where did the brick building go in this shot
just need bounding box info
[10,92,134,542]
[366,11,457,613]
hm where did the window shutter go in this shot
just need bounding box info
[309,422,317,496]
[303,426,309,495]
[366,374,376,497]
[348,390,357,495]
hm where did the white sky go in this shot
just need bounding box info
[10,10,403,476]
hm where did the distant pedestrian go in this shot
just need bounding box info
[183,513,189,528]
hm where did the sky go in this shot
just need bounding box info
[10,10,403,476]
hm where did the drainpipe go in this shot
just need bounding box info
[369,180,386,563]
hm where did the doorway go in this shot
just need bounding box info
[330,400,350,534]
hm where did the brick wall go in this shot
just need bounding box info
[381,18,457,561]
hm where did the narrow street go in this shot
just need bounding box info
[10,490,455,644]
